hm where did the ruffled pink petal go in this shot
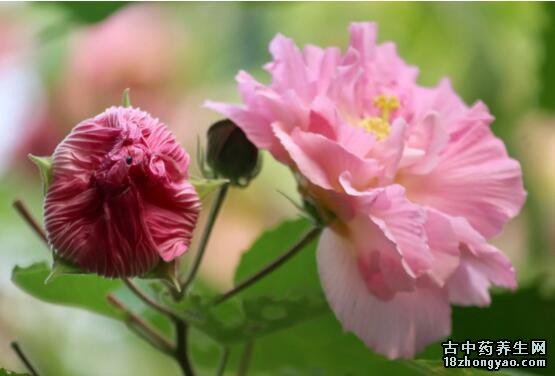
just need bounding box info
[143,180,200,262]
[366,185,432,279]
[333,184,431,297]
[348,22,378,64]
[423,209,461,286]
[366,118,407,184]
[402,112,449,174]
[445,216,516,306]
[273,124,381,191]
[403,124,526,238]
[348,213,416,299]
[317,228,451,359]
[265,34,314,101]
[302,45,341,94]
[45,179,160,277]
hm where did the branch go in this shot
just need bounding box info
[180,184,229,296]
[213,226,322,305]
[107,294,174,355]
[13,199,47,244]
[10,341,39,376]
[216,347,230,376]
[175,321,195,376]
[124,279,180,322]
[237,341,254,376]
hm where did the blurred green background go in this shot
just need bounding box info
[0,2,554,375]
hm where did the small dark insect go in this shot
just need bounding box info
[125,156,133,165]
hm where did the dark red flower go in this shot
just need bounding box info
[44,106,200,277]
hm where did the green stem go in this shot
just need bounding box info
[11,341,39,376]
[212,226,322,305]
[13,199,48,245]
[237,342,254,376]
[175,321,195,376]
[216,347,230,376]
[124,279,180,321]
[181,184,229,296]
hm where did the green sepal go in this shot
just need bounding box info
[122,88,131,107]
[140,259,181,292]
[28,154,52,195]
[190,177,229,201]
[45,255,86,283]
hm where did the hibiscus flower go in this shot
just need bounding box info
[207,22,526,358]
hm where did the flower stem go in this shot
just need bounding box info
[107,294,174,355]
[124,279,180,321]
[216,347,230,376]
[237,341,254,376]
[10,341,39,376]
[13,199,48,244]
[212,226,322,305]
[175,321,194,376]
[180,184,229,296]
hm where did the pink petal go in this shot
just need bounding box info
[366,185,432,279]
[272,124,381,191]
[143,180,200,262]
[402,112,449,174]
[348,22,378,63]
[446,216,516,306]
[423,209,461,286]
[317,228,451,359]
[403,124,526,238]
[265,34,313,101]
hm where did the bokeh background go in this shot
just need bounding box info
[0,2,554,375]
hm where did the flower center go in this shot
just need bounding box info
[357,95,399,141]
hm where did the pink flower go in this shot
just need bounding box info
[207,23,526,358]
[44,107,200,277]
[61,4,180,125]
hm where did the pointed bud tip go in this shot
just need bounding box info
[122,88,131,108]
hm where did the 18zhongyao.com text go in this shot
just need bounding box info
[442,340,547,371]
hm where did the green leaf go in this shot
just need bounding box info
[12,262,124,320]
[0,369,29,376]
[190,177,229,201]
[172,294,327,345]
[419,283,555,375]
[53,2,129,24]
[27,154,52,195]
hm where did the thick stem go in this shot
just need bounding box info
[175,321,195,376]
[13,199,47,244]
[213,227,322,305]
[216,347,230,376]
[180,184,229,296]
[237,341,254,376]
[11,341,39,376]
[107,294,174,355]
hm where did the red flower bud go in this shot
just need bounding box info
[44,106,201,277]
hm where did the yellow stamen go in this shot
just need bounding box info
[356,94,399,141]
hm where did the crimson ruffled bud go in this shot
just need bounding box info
[43,106,201,277]
[205,119,260,186]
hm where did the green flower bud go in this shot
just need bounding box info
[205,119,260,187]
